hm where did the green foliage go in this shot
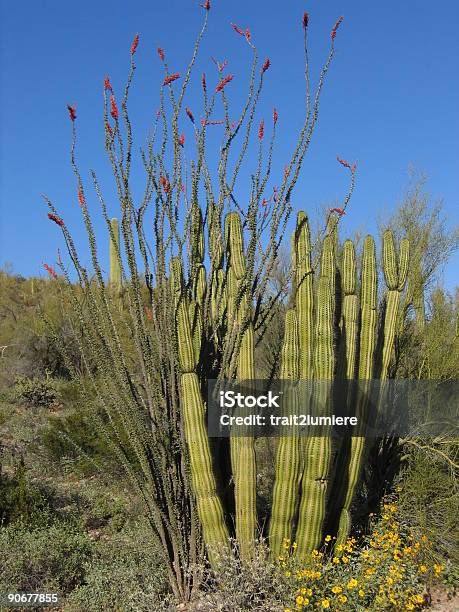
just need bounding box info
[0,522,93,594]
[12,374,59,408]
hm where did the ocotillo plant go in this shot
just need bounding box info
[42,4,412,601]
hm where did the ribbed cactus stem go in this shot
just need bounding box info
[109,217,122,289]
[338,240,358,380]
[225,212,257,560]
[296,276,334,558]
[269,309,302,556]
[295,212,314,381]
[335,235,377,548]
[171,257,230,565]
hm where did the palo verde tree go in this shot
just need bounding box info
[42,5,412,602]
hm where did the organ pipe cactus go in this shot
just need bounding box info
[118,207,410,568]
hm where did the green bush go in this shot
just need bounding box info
[0,523,93,594]
[12,375,59,408]
[65,527,169,611]
[0,459,52,526]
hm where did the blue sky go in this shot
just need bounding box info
[0,0,458,289]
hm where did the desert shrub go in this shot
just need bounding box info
[65,526,169,611]
[0,522,93,594]
[396,445,459,565]
[12,375,59,408]
[0,458,52,526]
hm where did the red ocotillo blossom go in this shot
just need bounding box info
[110,96,119,121]
[258,119,264,141]
[157,47,165,62]
[215,74,234,93]
[104,76,112,92]
[186,107,194,123]
[231,22,245,36]
[78,187,85,207]
[43,263,58,279]
[67,104,77,121]
[107,124,113,137]
[331,16,344,40]
[201,0,210,9]
[163,72,180,86]
[337,156,351,169]
[179,134,185,147]
[303,12,309,29]
[48,213,64,227]
[351,161,358,173]
[160,174,170,194]
[130,33,139,55]
[273,107,278,125]
[329,207,346,216]
[262,58,270,73]
[245,28,251,43]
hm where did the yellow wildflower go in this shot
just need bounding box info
[433,563,444,575]
[412,594,424,604]
[332,557,340,564]
[419,565,427,574]
[341,555,349,564]
[296,595,304,605]
[358,590,365,598]
[303,599,309,606]
[321,600,330,609]
[405,604,414,611]
[338,595,348,604]
[331,586,342,594]
[347,578,358,589]
[324,535,332,542]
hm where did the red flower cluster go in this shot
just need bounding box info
[331,16,344,40]
[337,156,351,169]
[215,74,233,93]
[104,76,112,92]
[258,119,264,141]
[67,104,77,121]
[186,107,194,123]
[231,23,251,42]
[201,0,210,9]
[130,33,139,55]
[163,72,180,86]
[160,174,170,194]
[157,47,165,62]
[78,187,85,207]
[262,58,270,73]
[110,96,119,121]
[302,12,309,29]
[43,263,58,279]
[329,207,346,216]
[179,133,185,147]
[273,107,278,125]
[48,213,64,227]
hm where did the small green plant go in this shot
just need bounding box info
[12,374,59,408]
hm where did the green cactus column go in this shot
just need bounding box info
[296,258,335,559]
[381,231,409,379]
[335,235,377,548]
[269,309,301,556]
[295,212,314,381]
[225,212,257,560]
[171,258,229,566]
[109,217,122,289]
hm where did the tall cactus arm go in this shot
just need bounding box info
[295,212,314,381]
[296,276,334,558]
[171,258,230,565]
[269,310,301,556]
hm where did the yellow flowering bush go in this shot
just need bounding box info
[281,500,445,611]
